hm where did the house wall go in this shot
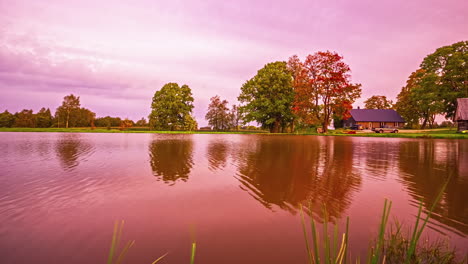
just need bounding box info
[457,120,468,131]
[356,122,404,129]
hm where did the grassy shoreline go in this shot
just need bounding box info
[0,127,466,139]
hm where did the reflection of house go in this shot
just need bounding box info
[343,109,405,129]
[455,98,468,132]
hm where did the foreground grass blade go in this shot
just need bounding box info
[190,242,196,264]
[151,252,168,264]
[300,205,313,264]
[405,178,450,264]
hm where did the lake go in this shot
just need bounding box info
[0,132,466,263]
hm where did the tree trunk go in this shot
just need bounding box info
[66,110,70,128]
[270,119,281,133]
[421,118,428,129]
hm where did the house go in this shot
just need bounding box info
[343,108,405,129]
[455,98,468,132]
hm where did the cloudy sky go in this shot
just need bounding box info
[0,0,467,125]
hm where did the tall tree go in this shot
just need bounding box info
[36,107,53,128]
[0,110,15,127]
[364,95,393,109]
[395,69,445,129]
[149,83,195,131]
[238,61,295,133]
[55,94,81,128]
[205,95,231,131]
[420,41,468,118]
[229,104,242,131]
[13,109,36,127]
[288,52,361,132]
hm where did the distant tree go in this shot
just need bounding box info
[95,116,122,127]
[288,52,361,132]
[35,107,53,128]
[55,94,81,128]
[364,95,393,109]
[229,104,242,130]
[238,61,295,133]
[120,118,133,130]
[13,109,36,127]
[0,110,15,127]
[135,117,148,127]
[420,41,468,119]
[149,83,195,131]
[205,95,231,131]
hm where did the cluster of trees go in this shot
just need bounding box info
[239,51,362,133]
[394,41,467,128]
[205,96,241,131]
[0,94,148,129]
[0,108,54,128]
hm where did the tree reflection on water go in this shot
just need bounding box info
[55,134,94,170]
[148,135,194,185]
[233,136,362,221]
[397,140,468,236]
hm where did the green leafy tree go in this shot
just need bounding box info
[238,61,295,133]
[149,83,195,131]
[55,94,81,128]
[13,109,36,127]
[205,95,231,131]
[364,95,393,109]
[36,107,53,128]
[0,110,15,127]
[420,41,468,118]
[395,69,445,129]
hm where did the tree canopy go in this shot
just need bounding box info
[364,95,393,109]
[395,41,467,128]
[288,52,362,132]
[149,83,196,131]
[238,61,295,133]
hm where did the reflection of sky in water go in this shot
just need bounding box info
[0,133,466,264]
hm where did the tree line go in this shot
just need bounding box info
[0,94,148,129]
[2,43,465,132]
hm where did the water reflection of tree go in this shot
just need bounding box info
[234,136,361,220]
[55,134,93,170]
[206,139,230,171]
[398,140,468,235]
[148,135,194,185]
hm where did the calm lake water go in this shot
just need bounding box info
[0,132,467,263]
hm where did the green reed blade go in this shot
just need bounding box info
[300,205,313,264]
[115,240,135,264]
[107,221,119,264]
[151,252,168,264]
[190,242,196,264]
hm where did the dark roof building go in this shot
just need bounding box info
[344,109,405,129]
[455,98,468,132]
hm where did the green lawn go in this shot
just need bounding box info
[1,127,467,139]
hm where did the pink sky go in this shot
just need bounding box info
[0,0,467,125]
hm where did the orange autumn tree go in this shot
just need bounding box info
[287,51,361,132]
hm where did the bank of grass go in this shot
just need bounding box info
[1,127,467,139]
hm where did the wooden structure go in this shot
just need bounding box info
[343,109,405,129]
[455,98,468,132]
